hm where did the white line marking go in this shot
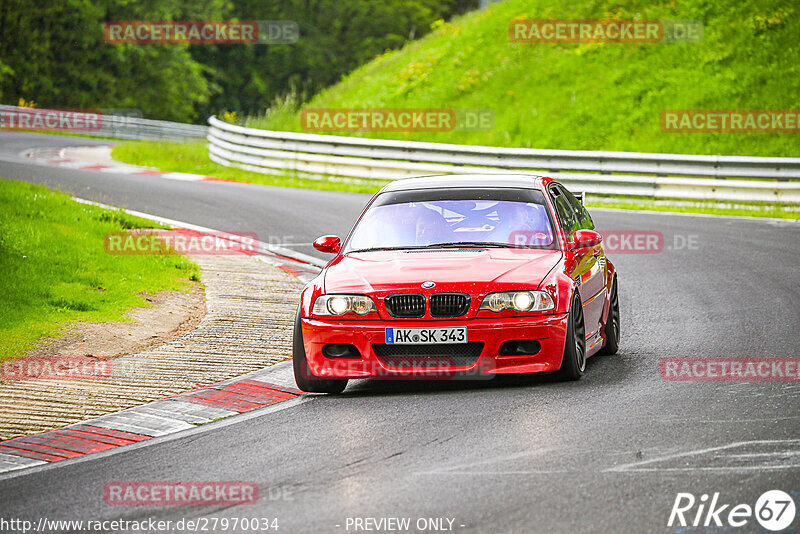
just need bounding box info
[609,465,800,472]
[416,448,560,476]
[726,451,800,459]
[416,470,572,475]
[0,453,47,474]
[85,412,195,437]
[159,172,206,182]
[606,439,800,472]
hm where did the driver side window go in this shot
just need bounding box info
[561,187,595,231]
[548,185,577,240]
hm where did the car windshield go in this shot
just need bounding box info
[345,190,556,253]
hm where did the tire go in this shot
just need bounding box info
[554,291,586,381]
[599,277,620,356]
[292,309,348,394]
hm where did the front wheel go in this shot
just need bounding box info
[293,309,348,394]
[554,291,586,381]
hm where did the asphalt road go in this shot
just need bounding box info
[1,133,799,534]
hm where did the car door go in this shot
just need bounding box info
[548,184,605,342]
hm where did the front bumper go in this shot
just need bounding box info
[301,314,569,379]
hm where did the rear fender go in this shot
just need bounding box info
[601,258,617,323]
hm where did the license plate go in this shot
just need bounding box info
[385,327,467,345]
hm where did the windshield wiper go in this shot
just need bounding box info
[350,242,517,253]
[430,241,553,249]
[421,241,512,249]
[349,246,417,253]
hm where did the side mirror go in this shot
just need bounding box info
[313,235,341,254]
[571,229,602,249]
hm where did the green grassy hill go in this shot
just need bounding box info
[247,0,798,157]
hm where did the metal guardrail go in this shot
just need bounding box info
[94,115,207,140]
[0,105,207,140]
[207,116,800,203]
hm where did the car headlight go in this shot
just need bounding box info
[312,295,378,316]
[479,291,554,312]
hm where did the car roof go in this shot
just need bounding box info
[380,174,551,193]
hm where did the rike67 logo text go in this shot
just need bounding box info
[669,490,796,531]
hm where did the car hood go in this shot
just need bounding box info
[323,248,562,295]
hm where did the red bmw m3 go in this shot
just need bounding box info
[293,174,620,393]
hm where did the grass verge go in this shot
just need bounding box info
[111,140,382,194]
[0,179,200,363]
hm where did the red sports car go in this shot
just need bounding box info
[293,174,620,393]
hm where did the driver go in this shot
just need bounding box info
[490,202,553,246]
[489,202,531,243]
